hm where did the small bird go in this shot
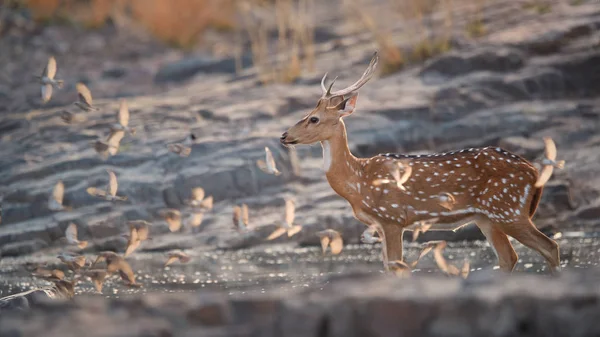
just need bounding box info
[372,161,412,191]
[266,199,302,240]
[429,240,462,276]
[158,209,182,232]
[438,193,456,211]
[86,170,128,202]
[110,99,136,135]
[60,109,87,124]
[31,267,65,281]
[411,217,439,242]
[48,180,65,211]
[73,83,99,112]
[316,229,344,255]
[187,187,213,212]
[167,143,191,157]
[164,250,191,267]
[232,204,250,231]
[257,147,281,176]
[65,223,88,249]
[124,220,152,257]
[83,269,107,293]
[535,137,565,188]
[388,260,412,278]
[57,252,87,271]
[361,226,381,244]
[92,251,139,287]
[35,56,64,104]
[410,240,445,268]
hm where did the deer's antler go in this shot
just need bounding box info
[321,51,379,98]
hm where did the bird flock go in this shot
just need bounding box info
[8,55,568,296]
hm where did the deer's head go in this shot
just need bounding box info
[280,52,379,146]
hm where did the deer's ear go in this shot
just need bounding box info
[339,93,359,118]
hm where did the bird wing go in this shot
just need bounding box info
[124,237,140,257]
[421,217,439,232]
[266,227,287,240]
[319,235,330,254]
[47,57,57,79]
[164,256,178,267]
[52,180,64,205]
[199,196,213,210]
[107,170,118,196]
[65,223,78,244]
[329,232,343,255]
[116,260,136,284]
[187,212,204,227]
[412,228,421,242]
[41,84,52,103]
[117,99,129,127]
[241,204,249,226]
[265,147,277,170]
[107,130,125,149]
[86,186,106,197]
[390,163,401,183]
[398,163,412,185]
[76,83,93,105]
[543,137,557,161]
[191,187,205,202]
[535,165,554,188]
[432,242,450,274]
[287,225,302,237]
[137,225,150,241]
[74,256,87,268]
[284,199,295,225]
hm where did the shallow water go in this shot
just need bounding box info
[1,233,599,299]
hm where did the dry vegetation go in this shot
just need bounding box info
[22,0,235,48]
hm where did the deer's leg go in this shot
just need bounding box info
[502,219,560,273]
[381,224,404,263]
[475,216,518,273]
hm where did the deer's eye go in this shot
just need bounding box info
[309,117,319,124]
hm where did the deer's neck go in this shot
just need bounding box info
[321,120,363,200]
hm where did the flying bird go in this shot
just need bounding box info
[65,223,88,249]
[35,56,64,103]
[83,269,107,293]
[48,180,66,211]
[232,204,250,232]
[164,250,191,267]
[185,212,205,229]
[411,217,439,242]
[371,161,412,191]
[60,109,87,124]
[316,229,344,255]
[158,209,182,232]
[187,187,213,212]
[438,193,456,211]
[266,199,302,240]
[86,170,127,202]
[31,267,65,281]
[360,226,381,244]
[535,137,565,188]
[123,220,152,257]
[73,83,99,112]
[92,251,140,287]
[167,143,191,157]
[57,252,87,271]
[257,147,281,176]
[110,99,136,135]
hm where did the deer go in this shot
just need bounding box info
[279,51,560,273]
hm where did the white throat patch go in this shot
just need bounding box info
[321,140,332,172]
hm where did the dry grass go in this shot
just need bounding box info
[523,1,552,14]
[22,0,235,48]
[236,0,316,84]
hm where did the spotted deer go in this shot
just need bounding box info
[280,52,560,273]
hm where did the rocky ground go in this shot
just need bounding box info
[1,0,600,334]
